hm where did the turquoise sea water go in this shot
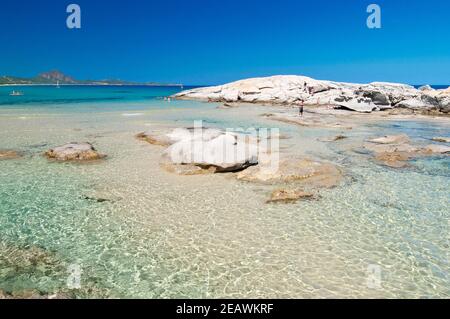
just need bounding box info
[0,86,449,298]
[0,85,188,104]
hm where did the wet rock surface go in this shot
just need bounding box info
[0,150,22,160]
[262,113,353,130]
[318,135,347,142]
[0,289,72,299]
[0,242,111,299]
[368,134,410,145]
[431,137,450,143]
[237,157,343,189]
[136,131,174,147]
[266,189,316,204]
[374,151,412,168]
[363,134,450,168]
[160,160,218,175]
[421,144,450,154]
[45,143,105,161]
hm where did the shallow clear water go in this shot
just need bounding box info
[0,86,449,298]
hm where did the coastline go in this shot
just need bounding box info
[0,86,449,298]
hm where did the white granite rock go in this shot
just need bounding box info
[166,129,260,172]
[174,75,449,113]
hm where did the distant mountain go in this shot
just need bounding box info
[0,70,181,86]
[37,70,77,84]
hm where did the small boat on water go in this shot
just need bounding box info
[9,90,24,96]
[56,80,60,88]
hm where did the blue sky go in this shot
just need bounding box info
[0,0,449,85]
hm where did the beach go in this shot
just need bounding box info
[0,85,449,298]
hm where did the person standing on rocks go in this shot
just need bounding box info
[298,99,304,117]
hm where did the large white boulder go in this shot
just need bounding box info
[166,129,260,172]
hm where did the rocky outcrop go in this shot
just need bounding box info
[318,135,347,142]
[421,144,450,154]
[266,189,316,204]
[432,137,450,143]
[363,134,450,168]
[0,150,22,160]
[136,131,174,147]
[174,75,450,114]
[237,157,342,188]
[374,151,412,168]
[262,113,353,130]
[413,86,450,113]
[368,134,410,145]
[45,143,105,161]
[160,161,218,175]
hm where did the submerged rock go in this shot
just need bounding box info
[0,150,22,160]
[237,157,342,189]
[0,242,111,299]
[45,143,105,161]
[368,134,410,145]
[217,102,239,109]
[136,131,174,147]
[82,196,112,203]
[0,289,71,300]
[266,189,316,204]
[363,142,418,154]
[318,135,347,142]
[431,137,450,143]
[374,152,412,168]
[262,113,353,130]
[364,134,450,168]
[160,160,217,175]
[421,144,450,154]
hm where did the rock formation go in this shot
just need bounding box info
[266,189,316,204]
[237,157,342,188]
[363,134,450,168]
[45,143,105,161]
[165,128,260,172]
[431,137,450,143]
[136,131,174,147]
[0,150,22,160]
[174,75,450,114]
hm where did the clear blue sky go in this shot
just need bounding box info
[0,0,449,85]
